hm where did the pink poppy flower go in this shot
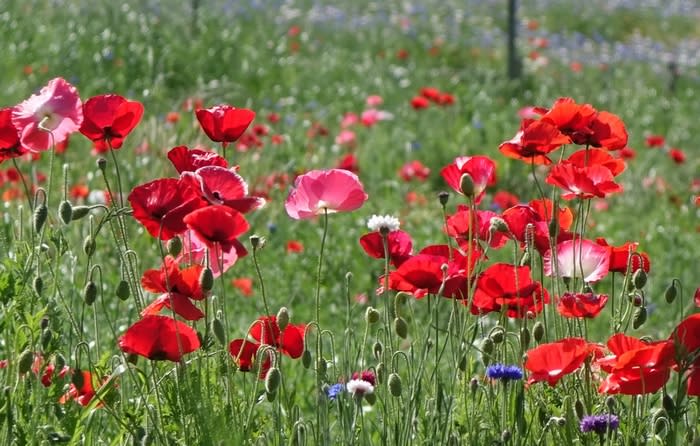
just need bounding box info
[176,229,243,277]
[12,77,83,152]
[285,169,368,220]
[366,95,383,107]
[182,165,265,213]
[544,239,610,283]
[440,155,497,204]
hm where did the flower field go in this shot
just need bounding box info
[0,0,699,444]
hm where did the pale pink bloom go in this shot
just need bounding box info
[335,129,356,146]
[12,77,83,152]
[341,112,359,128]
[285,168,368,220]
[360,108,393,127]
[544,239,610,283]
[366,95,383,107]
[517,106,544,120]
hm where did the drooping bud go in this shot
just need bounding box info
[664,282,678,304]
[533,321,545,343]
[489,217,509,234]
[574,399,585,420]
[266,391,276,402]
[605,396,616,411]
[459,174,474,197]
[83,236,96,257]
[301,350,312,368]
[394,317,408,339]
[33,275,43,296]
[662,394,675,414]
[71,205,90,221]
[116,280,130,301]
[33,204,48,234]
[373,341,383,361]
[210,318,226,346]
[264,367,281,394]
[199,267,214,292]
[458,354,467,372]
[18,350,34,375]
[84,281,97,305]
[481,337,494,356]
[365,307,380,324]
[167,237,182,257]
[276,307,290,331]
[316,358,327,377]
[365,392,377,405]
[469,377,479,394]
[633,269,647,290]
[388,373,402,397]
[376,362,386,384]
[54,353,66,371]
[489,326,505,344]
[633,306,647,329]
[40,317,49,330]
[520,327,531,349]
[58,200,73,225]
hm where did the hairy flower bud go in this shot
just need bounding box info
[84,281,97,305]
[167,237,182,257]
[18,350,34,375]
[633,306,647,329]
[533,322,545,343]
[58,200,73,225]
[365,307,380,324]
[71,205,90,221]
[33,204,48,234]
[264,367,281,394]
[394,317,408,339]
[211,318,226,346]
[520,327,531,349]
[33,275,43,296]
[116,280,130,301]
[199,267,214,292]
[40,329,53,351]
[301,350,311,369]
[373,341,383,361]
[489,326,505,344]
[633,269,647,290]
[388,373,402,397]
[83,236,96,257]
[276,307,290,331]
[664,282,678,304]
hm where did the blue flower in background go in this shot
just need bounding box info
[485,364,523,382]
[580,414,620,434]
[326,383,344,401]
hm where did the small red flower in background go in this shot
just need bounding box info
[336,153,359,174]
[141,256,204,300]
[335,129,356,147]
[165,111,180,123]
[499,119,571,165]
[668,148,685,164]
[557,292,608,318]
[618,147,636,159]
[492,190,519,210]
[183,205,250,248]
[471,263,549,317]
[286,240,304,254]
[440,155,497,204]
[70,184,89,201]
[420,87,441,102]
[595,238,650,274]
[195,105,255,146]
[645,134,665,148]
[232,277,253,296]
[410,96,430,110]
[119,315,200,362]
[399,160,430,182]
[167,145,228,174]
[525,338,598,386]
[267,112,280,124]
[546,163,622,200]
[285,169,368,220]
[79,94,144,151]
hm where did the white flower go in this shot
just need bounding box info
[367,214,400,232]
[346,379,375,396]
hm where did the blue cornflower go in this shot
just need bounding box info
[580,414,620,434]
[485,364,523,382]
[326,383,344,401]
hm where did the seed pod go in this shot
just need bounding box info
[276,307,290,331]
[58,200,73,225]
[633,306,647,329]
[71,205,90,221]
[633,269,647,290]
[18,350,34,375]
[481,337,494,356]
[264,367,281,394]
[489,326,505,344]
[388,373,402,397]
[301,350,311,368]
[365,307,380,324]
[71,369,84,389]
[199,268,214,293]
[210,318,226,346]
[372,341,383,361]
[116,280,130,301]
[33,204,48,234]
[520,327,531,349]
[167,237,182,257]
[394,317,408,339]
[83,236,96,257]
[664,282,677,304]
[459,174,475,197]
[33,275,43,296]
[84,281,97,305]
[40,329,53,351]
[533,322,545,343]
[574,399,585,420]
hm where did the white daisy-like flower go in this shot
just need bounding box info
[346,379,375,396]
[367,214,400,232]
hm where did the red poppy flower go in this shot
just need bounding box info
[499,119,571,165]
[410,96,430,109]
[79,94,144,150]
[141,293,204,321]
[669,148,686,164]
[195,105,255,146]
[0,107,26,163]
[420,87,441,101]
[183,205,250,248]
[492,190,519,210]
[672,314,700,396]
[59,370,100,406]
[556,292,608,318]
[232,277,253,296]
[566,148,626,177]
[471,263,549,317]
[184,166,265,213]
[446,205,508,249]
[399,160,431,182]
[167,145,227,173]
[645,134,665,148]
[528,198,574,231]
[359,229,413,266]
[128,178,206,240]
[440,155,497,204]
[119,315,200,362]
[336,153,359,173]
[546,162,623,200]
[141,256,204,300]
[286,240,304,254]
[525,338,597,386]
[595,238,651,274]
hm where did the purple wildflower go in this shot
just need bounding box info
[580,414,620,434]
[485,364,523,382]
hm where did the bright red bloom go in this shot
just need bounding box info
[399,160,430,182]
[183,205,250,248]
[0,107,26,163]
[359,229,413,266]
[128,178,206,240]
[545,163,622,200]
[196,105,255,146]
[167,145,227,173]
[141,256,204,300]
[119,315,200,362]
[501,204,573,255]
[528,198,574,231]
[79,94,144,150]
[336,153,359,173]
[59,370,100,406]
[671,314,700,396]
[440,155,497,204]
[499,119,571,165]
[492,190,519,210]
[446,205,508,249]
[232,277,253,296]
[645,135,665,148]
[595,238,651,274]
[556,292,608,318]
[286,240,304,254]
[525,338,597,386]
[471,263,549,317]
[567,148,626,177]
[420,87,441,101]
[184,165,265,213]
[141,293,204,321]
[669,148,686,164]
[410,96,430,109]
[284,169,368,220]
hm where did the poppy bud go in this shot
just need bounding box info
[438,191,449,206]
[54,353,66,371]
[276,307,289,331]
[40,317,49,330]
[481,337,494,355]
[633,269,647,290]
[605,396,616,411]
[114,280,130,300]
[41,329,52,351]
[520,327,531,349]
[84,281,97,305]
[71,205,90,221]
[210,318,226,346]
[662,394,675,414]
[301,350,311,368]
[469,377,479,395]
[57,200,73,225]
[33,203,48,234]
[574,399,585,420]
[71,369,84,389]
[266,390,276,402]
[633,306,647,329]
[459,174,475,197]
[199,268,214,293]
[394,317,408,339]
[249,235,265,249]
[18,350,34,375]
[365,307,380,324]
[373,341,383,360]
[264,367,281,394]
[664,282,677,304]
[167,237,182,257]
[376,362,386,384]
[33,275,43,296]
[533,322,545,343]
[537,407,548,426]
[489,217,508,234]
[365,392,377,405]
[388,373,402,397]
[96,158,107,171]
[83,236,96,257]
[630,294,643,307]
[489,326,505,344]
